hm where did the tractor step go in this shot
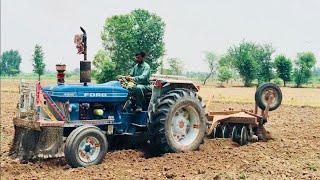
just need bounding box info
[122,132,135,135]
[130,123,146,128]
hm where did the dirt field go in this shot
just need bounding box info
[1,79,320,179]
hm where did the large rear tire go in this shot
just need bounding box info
[148,89,207,156]
[64,126,108,168]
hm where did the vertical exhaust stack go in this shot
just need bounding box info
[75,27,91,86]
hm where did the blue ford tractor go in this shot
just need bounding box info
[10,27,207,167]
[10,27,282,168]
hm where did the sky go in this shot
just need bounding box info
[1,0,320,73]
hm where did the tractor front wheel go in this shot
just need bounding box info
[64,126,108,168]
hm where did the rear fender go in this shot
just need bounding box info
[148,79,199,119]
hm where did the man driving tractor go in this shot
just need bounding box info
[119,51,151,111]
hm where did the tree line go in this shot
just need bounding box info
[93,9,318,87]
[1,45,46,80]
[202,41,317,87]
[1,9,318,88]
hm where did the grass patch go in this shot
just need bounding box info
[306,163,318,171]
[214,95,253,103]
[0,89,19,93]
[239,173,247,179]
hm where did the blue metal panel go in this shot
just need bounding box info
[134,112,148,125]
[41,81,149,135]
[42,81,129,103]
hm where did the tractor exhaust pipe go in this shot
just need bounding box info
[75,27,91,86]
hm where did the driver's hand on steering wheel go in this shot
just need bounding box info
[125,76,132,81]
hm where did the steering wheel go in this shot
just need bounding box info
[118,76,136,88]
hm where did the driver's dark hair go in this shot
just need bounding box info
[135,51,146,57]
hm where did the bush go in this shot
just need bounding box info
[228,41,258,87]
[293,52,317,87]
[274,55,292,87]
[217,66,232,86]
[273,78,282,86]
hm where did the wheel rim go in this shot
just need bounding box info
[78,136,101,163]
[170,106,200,146]
[261,88,278,108]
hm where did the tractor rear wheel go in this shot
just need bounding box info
[148,89,206,156]
[64,126,108,168]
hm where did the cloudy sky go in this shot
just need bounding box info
[2,0,320,73]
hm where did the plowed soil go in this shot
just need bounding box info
[1,80,320,179]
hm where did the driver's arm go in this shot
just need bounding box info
[129,68,134,77]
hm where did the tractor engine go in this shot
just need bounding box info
[78,102,115,120]
[42,81,129,121]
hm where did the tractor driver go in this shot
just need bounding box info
[121,52,151,111]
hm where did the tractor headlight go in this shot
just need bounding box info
[93,109,104,116]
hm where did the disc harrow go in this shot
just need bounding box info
[206,83,282,145]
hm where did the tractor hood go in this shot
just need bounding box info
[42,81,129,103]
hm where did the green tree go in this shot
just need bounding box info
[32,44,46,80]
[312,67,320,83]
[93,49,116,83]
[164,57,184,75]
[217,66,232,86]
[203,51,218,85]
[96,9,165,82]
[0,50,22,76]
[228,41,259,87]
[255,44,275,83]
[219,54,237,78]
[293,52,317,87]
[219,55,234,69]
[274,55,292,86]
[158,56,165,74]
